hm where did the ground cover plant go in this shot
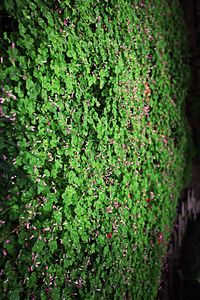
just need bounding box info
[0,0,193,299]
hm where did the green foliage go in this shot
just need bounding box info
[0,0,192,299]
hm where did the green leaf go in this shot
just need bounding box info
[7,290,21,300]
[53,211,62,224]
[18,23,26,35]
[88,76,97,87]
[18,229,29,245]
[38,17,46,28]
[48,239,57,254]
[46,12,54,27]
[62,186,77,206]
[67,50,73,58]
[65,76,73,94]
[9,204,20,221]
[28,272,37,288]
[44,169,50,177]
[26,78,34,90]
[41,293,47,300]
[68,170,77,184]
[32,239,46,253]
[51,287,61,300]
[43,201,53,213]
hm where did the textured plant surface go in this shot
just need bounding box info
[0,0,192,299]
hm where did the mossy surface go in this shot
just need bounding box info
[0,1,192,299]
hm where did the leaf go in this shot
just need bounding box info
[65,76,73,94]
[88,76,96,87]
[48,239,57,254]
[68,170,77,184]
[28,272,37,288]
[103,245,110,256]
[46,12,54,27]
[70,229,80,245]
[18,229,29,245]
[44,169,50,178]
[96,121,104,139]
[26,77,34,90]
[63,258,73,268]
[9,204,20,221]
[67,50,73,58]
[7,290,21,300]
[38,17,46,28]
[51,287,61,300]
[38,182,48,194]
[4,238,16,255]
[99,69,107,89]
[53,211,62,224]
[43,201,53,213]
[62,186,78,207]
[32,239,46,253]
[18,23,26,35]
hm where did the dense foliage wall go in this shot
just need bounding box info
[0,0,192,299]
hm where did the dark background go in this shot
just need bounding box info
[161,1,200,299]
